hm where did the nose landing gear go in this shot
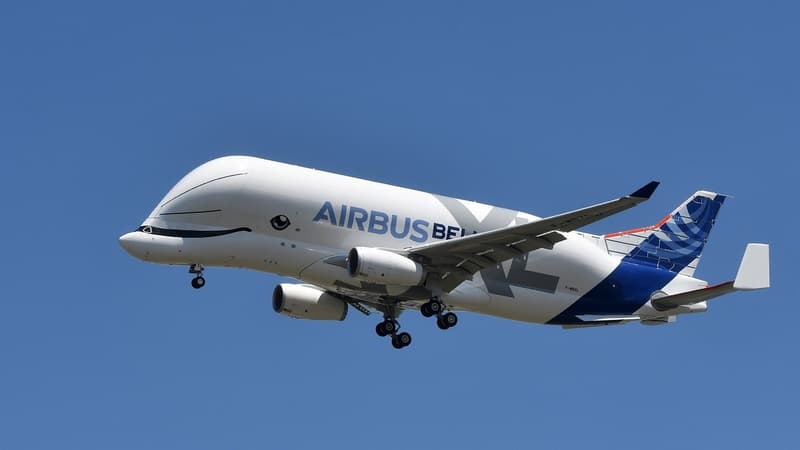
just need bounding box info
[189,264,205,289]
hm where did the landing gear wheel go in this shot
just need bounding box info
[421,297,442,317]
[391,335,404,349]
[437,312,458,330]
[397,332,411,348]
[376,319,397,337]
[420,303,433,317]
[191,276,205,289]
[383,320,397,334]
[392,332,412,349]
[442,312,458,328]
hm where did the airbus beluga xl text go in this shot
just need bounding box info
[119,156,770,349]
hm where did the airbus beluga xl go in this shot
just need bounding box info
[119,156,770,349]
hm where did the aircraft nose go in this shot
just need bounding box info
[119,231,146,259]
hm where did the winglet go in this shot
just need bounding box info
[733,243,770,290]
[630,181,660,199]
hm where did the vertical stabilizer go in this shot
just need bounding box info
[605,191,726,276]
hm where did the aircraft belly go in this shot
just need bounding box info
[481,290,581,323]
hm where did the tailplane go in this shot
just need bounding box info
[605,191,726,276]
[650,243,770,311]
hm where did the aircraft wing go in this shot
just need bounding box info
[405,181,660,292]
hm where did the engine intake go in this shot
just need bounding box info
[272,284,348,321]
[347,247,425,286]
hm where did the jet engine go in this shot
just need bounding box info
[347,247,425,286]
[272,284,348,321]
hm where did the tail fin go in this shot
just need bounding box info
[604,191,726,276]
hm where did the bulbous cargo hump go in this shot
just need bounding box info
[149,156,257,218]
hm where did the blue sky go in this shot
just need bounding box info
[1,1,796,448]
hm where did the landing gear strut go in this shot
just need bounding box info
[375,316,412,349]
[421,296,458,330]
[189,264,205,289]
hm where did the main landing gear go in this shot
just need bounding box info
[374,297,458,350]
[375,317,412,349]
[420,296,458,330]
[189,264,205,289]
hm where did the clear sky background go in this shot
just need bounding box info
[1,1,796,449]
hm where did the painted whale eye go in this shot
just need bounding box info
[270,215,291,231]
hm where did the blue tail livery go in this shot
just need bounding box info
[605,191,726,276]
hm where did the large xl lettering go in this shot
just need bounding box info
[481,257,559,297]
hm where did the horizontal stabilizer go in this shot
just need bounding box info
[651,281,736,311]
[651,243,770,311]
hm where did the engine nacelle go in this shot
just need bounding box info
[347,247,425,286]
[272,284,348,321]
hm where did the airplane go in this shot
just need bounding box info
[119,156,770,349]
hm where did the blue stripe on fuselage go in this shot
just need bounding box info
[547,261,677,325]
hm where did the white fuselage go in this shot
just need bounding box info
[119,156,708,325]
